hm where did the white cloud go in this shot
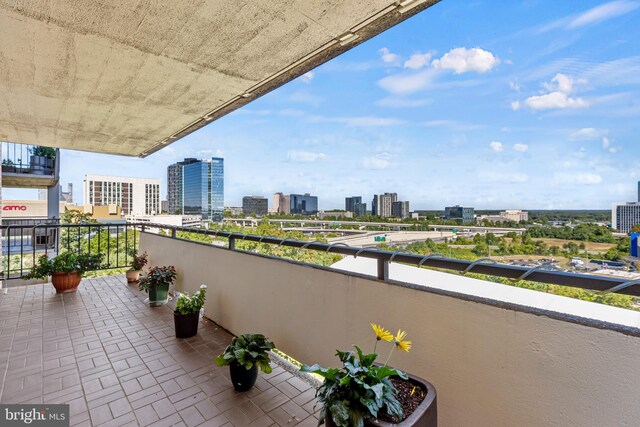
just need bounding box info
[511,101,521,111]
[197,148,224,157]
[509,80,521,91]
[363,152,392,170]
[553,173,603,185]
[568,0,640,28]
[286,150,326,162]
[300,71,314,83]
[513,143,529,152]
[525,91,588,110]
[489,141,504,152]
[538,1,640,32]
[602,137,621,153]
[377,69,436,95]
[569,127,609,140]
[521,73,589,110]
[379,47,399,64]
[431,47,499,74]
[404,52,432,70]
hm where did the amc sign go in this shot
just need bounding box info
[2,205,27,211]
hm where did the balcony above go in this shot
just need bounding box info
[1,143,59,188]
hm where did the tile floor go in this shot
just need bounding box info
[0,275,319,426]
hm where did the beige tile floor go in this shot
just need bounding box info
[0,275,319,426]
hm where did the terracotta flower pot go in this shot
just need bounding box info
[126,269,140,283]
[51,271,82,293]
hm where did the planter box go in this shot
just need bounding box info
[325,371,437,427]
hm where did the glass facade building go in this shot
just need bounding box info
[181,157,224,222]
[290,193,318,215]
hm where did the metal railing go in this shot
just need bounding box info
[1,142,58,176]
[1,222,138,280]
[2,222,639,297]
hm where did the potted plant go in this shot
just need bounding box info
[29,145,56,175]
[174,285,207,338]
[2,159,16,173]
[301,324,437,427]
[26,252,103,293]
[126,251,148,283]
[215,334,275,392]
[138,265,176,307]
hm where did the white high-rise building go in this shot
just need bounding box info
[612,202,640,234]
[83,175,160,216]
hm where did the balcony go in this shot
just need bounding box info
[1,142,59,188]
[2,223,640,425]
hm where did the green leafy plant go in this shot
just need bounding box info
[175,285,207,315]
[2,159,14,165]
[215,334,275,373]
[138,265,176,292]
[130,251,148,271]
[301,324,412,427]
[29,146,56,159]
[26,252,103,279]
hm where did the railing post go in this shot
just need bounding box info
[229,236,235,250]
[171,228,176,238]
[377,258,389,281]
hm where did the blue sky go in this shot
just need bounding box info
[7,0,640,210]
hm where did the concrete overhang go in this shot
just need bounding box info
[0,0,440,158]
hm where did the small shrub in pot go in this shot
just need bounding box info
[174,285,207,338]
[215,333,275,391]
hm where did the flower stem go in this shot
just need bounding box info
[384,346,396,367]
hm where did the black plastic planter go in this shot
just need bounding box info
[174,312,199,339]
[229,361,258,392]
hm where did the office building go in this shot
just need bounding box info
[499,210,529,222]
[391,201,410,219]
[445,205,475,223]
[290,193,318,215]
[612,202,640,234]
[182,157,224,222]
[345,196,366,217]
[272,192,290,214]
[372,192,397,217]
[167,158,199,214]
[83,175,160,216]
[242,196,268,216]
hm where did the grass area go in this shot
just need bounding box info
[531,238,615,252]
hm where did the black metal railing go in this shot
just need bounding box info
[1,142,57,176]
[1,222,138,280]
[2,222,640,297]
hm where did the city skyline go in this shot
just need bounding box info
[3,0,640,210]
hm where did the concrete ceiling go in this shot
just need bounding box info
[0,0,440,157]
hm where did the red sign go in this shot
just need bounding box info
[2,205,27,211]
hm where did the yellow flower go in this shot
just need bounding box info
[371,323,393,342]
[394,329,412,352]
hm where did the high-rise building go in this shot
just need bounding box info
[391,201,410,219]
[637,181,640,202]
[182,157,224,222]
[242,196,268,216]
[345,196,367,216]
[83,175,160,215]
[445,205,475,223]
[372,193,397,217]
[167,158,199,214]
[612,202,640,233]
[272,192,291,214]
[290,193,318,215]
